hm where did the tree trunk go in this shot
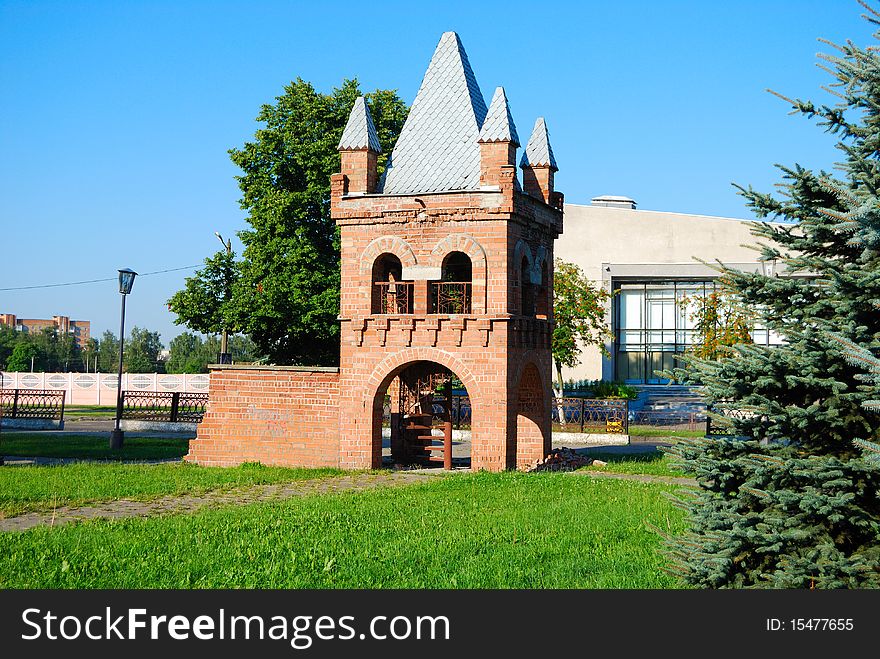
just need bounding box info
[554,360,567,427]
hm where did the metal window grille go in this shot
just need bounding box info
[374,281,414,314]
[431,282,472,314]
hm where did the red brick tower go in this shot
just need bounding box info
[333,32,563,471]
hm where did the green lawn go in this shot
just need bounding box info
[0,462,344,517]
[0,433,189,460]
[64,405,118,418]
[0,472,686,589]
[627,426,704,439]
[583,450,685,478]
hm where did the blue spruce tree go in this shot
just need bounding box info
[662,2,880,588]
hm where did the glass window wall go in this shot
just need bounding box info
[613,280,783,384]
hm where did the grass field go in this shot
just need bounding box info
[583,450,684,478]
[0,462,344,517]
[0,433,189,460]
[0,472,686,589]
[63,405,118,418]
[627,426,704,439]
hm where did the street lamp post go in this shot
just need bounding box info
[214,231,232,364]
[760,256,778,278]
[109,268,137,449]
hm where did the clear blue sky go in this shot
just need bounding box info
[0,0,873,345]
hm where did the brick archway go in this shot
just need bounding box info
[513,356,551,470]
[514,240,545,285]
[359,236,418,274]
[534,245,548,277]
[366,348,480,395]
[430,234,488,314]
[358,348,484,470]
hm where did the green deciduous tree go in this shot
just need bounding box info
[81,337,99,372]
[679,287,754,361]
[551,258,612,396]
[123,327,163,373]
[165,331,260,373]
[165,332,204,374]
[168,249,239,337]
[96,330,119,373]
[228,79,407,365]
[0,326,18,369]
[662,5,880,588]
[2,328,82,372]
[5,342,41,372]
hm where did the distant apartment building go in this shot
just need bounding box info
[0,314,91,350]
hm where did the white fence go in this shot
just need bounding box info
[0,372,210,406]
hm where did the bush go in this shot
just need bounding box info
[563,379,638,400]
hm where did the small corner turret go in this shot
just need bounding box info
[478,86,519,191]
[336,96,381,196]
[520,117,558,205]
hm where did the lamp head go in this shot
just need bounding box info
[759,258,777,278]
[118,268,137,295]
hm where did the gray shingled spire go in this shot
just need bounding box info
[379,32,488,194]
[520,117,558,171]
[338,96,381,152]
[478,87,519,145]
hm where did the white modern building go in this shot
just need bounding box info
[556,196,786,384]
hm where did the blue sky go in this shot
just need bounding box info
[0,0,874,345]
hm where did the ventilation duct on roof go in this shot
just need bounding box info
[591,195,636,209]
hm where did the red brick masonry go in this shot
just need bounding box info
[188,44,563,472]
[185,365,341,468]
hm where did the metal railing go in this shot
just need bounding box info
[706,403,755,437]
[552,398,629,434]
[630,409,706,431]
[374,281,414,314]
[0,389,66,420]
[121,391,209,423]
[383,394,629,434]
[431,282,472,314]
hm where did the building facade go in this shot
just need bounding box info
[555,197,784,384]
[0,313,91,350]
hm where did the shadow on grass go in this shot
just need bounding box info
[569,448,684,478]
[0,434,188,461]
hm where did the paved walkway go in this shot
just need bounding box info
[0,471,438,533]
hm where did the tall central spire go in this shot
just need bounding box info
[379,32,488,194]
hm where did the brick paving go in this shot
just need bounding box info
[0,471,438,533]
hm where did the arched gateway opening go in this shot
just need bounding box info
[372,361,471,469]
[516,362,548,470]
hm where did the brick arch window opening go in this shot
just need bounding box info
[372,253,413,314]
[536,260,550,319]
[521,255,535,317]
[433,251,472,314]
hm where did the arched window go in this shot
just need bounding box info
[372,253,413,314]
[433,252,472,314]
[536,260,549,318]
[521,256,535,316]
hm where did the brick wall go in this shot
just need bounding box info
[185,365,341,468]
